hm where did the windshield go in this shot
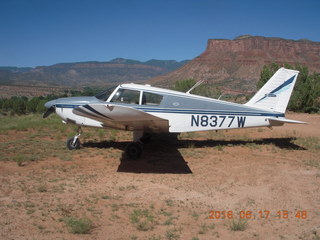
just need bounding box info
[95,86,117,101]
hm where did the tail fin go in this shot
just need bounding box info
[245,67,299,113]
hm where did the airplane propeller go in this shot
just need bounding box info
[43,106,55,118]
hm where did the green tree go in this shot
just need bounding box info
[257,63,320,113]
[0,98,3,110]
[1,99,10,112]
[36,99,47,113]
[258,63,280,89]
[173,79,197,93]
[11,97,27,115]
[173,79,216,98]
[26,97,40,113]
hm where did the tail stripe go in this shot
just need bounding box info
[255,75,295,103]
[245,68,299,113]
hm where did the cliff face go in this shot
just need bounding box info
[150,36,320,92]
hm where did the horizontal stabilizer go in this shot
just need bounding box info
[268,117,307,126]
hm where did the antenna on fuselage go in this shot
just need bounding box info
[218,93,225,100]
[186,80,205,94]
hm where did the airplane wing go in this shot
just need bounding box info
[73,103,169,132]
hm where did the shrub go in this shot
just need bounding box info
[64,217,93,234]
[229,219,248,231]
[130,209,155,231]
[257,63,320,113]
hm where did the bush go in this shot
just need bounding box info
[173,78,220,98]
[130,209,155,231]
[257,63,320,113]
[13,155,25,166]
[64,217,93,234]
[230,219,248,231]
[0,88,104,115]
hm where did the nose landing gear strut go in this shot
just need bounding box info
[66,126,82,150]
[66,127,146,159]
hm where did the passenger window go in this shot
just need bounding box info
[111,89,140,104]
[142,92,163,106]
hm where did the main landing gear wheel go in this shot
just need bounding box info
[125,142,143,159]
[67,137,80,150]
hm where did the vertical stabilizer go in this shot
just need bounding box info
[245,68,299,113]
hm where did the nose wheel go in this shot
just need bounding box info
[67,137,80,150]
[66,127,82,150]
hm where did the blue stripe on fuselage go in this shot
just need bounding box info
[136,107,284,117]
[55,104,284,118]
[56,104,81,108]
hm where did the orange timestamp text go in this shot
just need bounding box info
[209,210,308,220]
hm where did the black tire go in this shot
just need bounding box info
[125,142,143,159]
[67,137,80,150]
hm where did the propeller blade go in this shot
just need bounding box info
[43,106,55,118]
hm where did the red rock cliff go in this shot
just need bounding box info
[150,36,320,92]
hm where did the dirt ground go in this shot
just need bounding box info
[0,113,319,240]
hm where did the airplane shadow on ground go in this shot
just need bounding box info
[83,134,193,174]
[83,134,306,174]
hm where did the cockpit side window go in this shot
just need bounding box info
[142,92,163,106]
[111,89,140,104]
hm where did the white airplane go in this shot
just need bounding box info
[44,67,306,158]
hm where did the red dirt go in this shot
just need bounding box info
[0,113,319,240]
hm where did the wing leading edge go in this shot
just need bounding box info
[73,103,169,132]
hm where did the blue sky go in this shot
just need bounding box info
[1,0,320,67]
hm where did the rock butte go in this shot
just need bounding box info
[150,36,320,92]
